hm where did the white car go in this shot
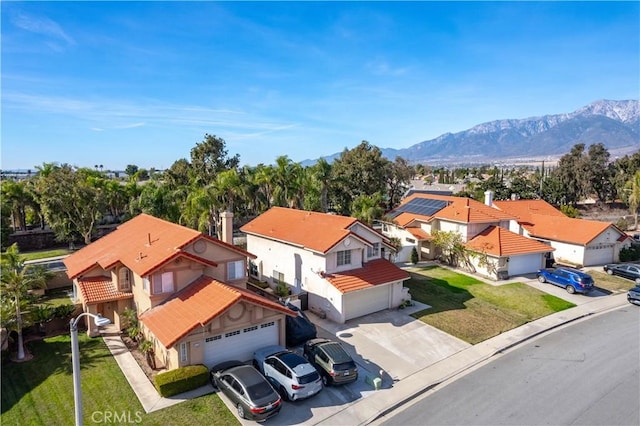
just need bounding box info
[253,345,323,401]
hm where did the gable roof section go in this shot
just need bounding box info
[524,214,622,245]
[408,228,432,240]
[241,207,365,253]
[323,259,410,294]
[466,226,554,256]
[493,199,565,224]
[77,276,133,304]
[64,214,253,279]
[140,275,295,348]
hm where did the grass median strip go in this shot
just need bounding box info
[405,266,575,344]
[1,334,238,426]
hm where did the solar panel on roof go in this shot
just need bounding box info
[389,198,448,218]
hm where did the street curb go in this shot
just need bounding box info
[362,297,628,425]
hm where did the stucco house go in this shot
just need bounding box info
[380,192,555,279]
[240,207,411,323]
[492,199,631,267]
[64,213,294,370]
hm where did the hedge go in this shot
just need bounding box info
[154,364,209,397]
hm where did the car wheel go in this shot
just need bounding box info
[237,403,245,419]
[538,275,546,283]
[279,386,289,401]
[607,269,613,275]
[322,375,329,387]
[566,285,576,294]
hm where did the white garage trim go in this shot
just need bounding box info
[507,253,543,276]
[343,285,391,321]
[204,320,279,367]
[583,243,614,266]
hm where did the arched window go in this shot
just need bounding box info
[119,267,131,291]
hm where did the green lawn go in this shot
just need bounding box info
[405,266,576,344]
[589,270,636,292]
[1,334,238,426]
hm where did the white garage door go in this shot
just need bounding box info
[583,244,614,266]
[508,254,543,276]
[204,320,279,367]
[344,285,390,321]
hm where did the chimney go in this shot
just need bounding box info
[484,190,494,207]
[221,211,234,244]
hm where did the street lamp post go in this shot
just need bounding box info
[70,313,111,426]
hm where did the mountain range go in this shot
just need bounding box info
[304,99,639,166]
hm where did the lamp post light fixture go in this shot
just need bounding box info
[70,313,111,426]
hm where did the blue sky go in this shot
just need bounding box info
[2,1,639,171]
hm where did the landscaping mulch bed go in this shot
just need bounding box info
[122,335,165,383]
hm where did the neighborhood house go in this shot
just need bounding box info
[241,207,411,323]
[64,213,295,371]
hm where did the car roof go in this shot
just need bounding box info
[254,344,287,360]
[230,365,269,386]
[316,341,353,363]
[557,267,591,277]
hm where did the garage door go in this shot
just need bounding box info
[584,244,614,266]
[204,320,279,367]
[344,285,390,321]
[508,254,542,276]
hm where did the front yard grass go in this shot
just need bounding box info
[1,334,238,426]
[405,266,576,344]
[589,270,636,292]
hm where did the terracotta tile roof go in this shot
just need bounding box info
[493,199,565,224]
[466,226,554,256]
[394,212,431,227]
[140,275,296,348]
[77,276,133,304]
[64,214,254,279]
[525,213,623,245]
[322,259,410,294]
[433,197,515,223]
[408,228,432,240]
[241,207,365,253]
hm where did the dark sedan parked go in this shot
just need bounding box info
[603,263,640,284]
[209,361,282,422]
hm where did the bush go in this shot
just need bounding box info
[410,247,419,264]
[616,217,630,231]
[274,281,290,297]
[155,364,209,397]
[620,245,640,262]
[54,304,76,319]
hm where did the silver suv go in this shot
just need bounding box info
[627,286,640,306]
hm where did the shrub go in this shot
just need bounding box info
[274,281,290,297]
[620,245,640,262]
[616,217,630,231]
[410,247,419,264]
[155,364,209,397]
[54,304,76,319]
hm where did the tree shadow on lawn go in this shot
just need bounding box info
[1,333,111,414]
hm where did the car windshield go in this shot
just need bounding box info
[246,381,275,400]
[298,371,320,384]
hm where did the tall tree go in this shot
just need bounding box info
[310,159,332,212]
[625,171,640,230]
[1,244,52,360]
[585,143,613,203]
[190,134,240,185]
[555,143,588,205]
[350,193,385,225]
[385,157,413,210]
[34,165,108,244]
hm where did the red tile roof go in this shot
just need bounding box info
[64,214,254,279]
[433,197,515,223]
[524,213,623,245]
[493,199,565,224]
[77,276,133,304]
[140,275,296,348]
[466,226,554,256]
[241,207,368,253]
[322,259,410,294]
[408,228,432,240]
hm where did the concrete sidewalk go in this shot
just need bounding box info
[101,330,213,413]
[317,292,629,426]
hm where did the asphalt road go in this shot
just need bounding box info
[377,305,640,426]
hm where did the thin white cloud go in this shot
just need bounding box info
[11,11,76,46]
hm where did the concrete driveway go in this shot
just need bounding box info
[225,302,471,426]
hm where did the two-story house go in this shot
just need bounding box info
[64,213,294,370]
[381,192,555,279]
[241,207,411,323]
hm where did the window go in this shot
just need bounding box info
[367,243,380,258]
[152,272,174,295]
[118,267,131,291]
[143,277,149,291]
[227,260,244,280]
[406,237,416,244]
[337,250,351,266]
[179,342,188,363]
[273,270,284,284]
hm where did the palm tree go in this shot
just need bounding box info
[311,159,332,212]
[627,171,640,230]
[1,244,53,360]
